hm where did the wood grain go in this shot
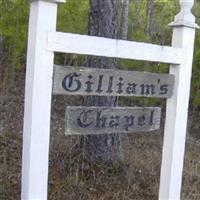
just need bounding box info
[65,106,161,135]
[53,65,174,98]
[47,32,184,64]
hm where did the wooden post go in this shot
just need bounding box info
[21,0,64,200]
[159,0,198,199]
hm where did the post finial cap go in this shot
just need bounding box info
[169,0,199,29]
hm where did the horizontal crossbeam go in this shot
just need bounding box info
[47,32,184,64]
[30,0,65,3]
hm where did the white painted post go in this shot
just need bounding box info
[22,0,64,200]
[159,0,198,199]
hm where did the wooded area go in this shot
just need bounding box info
[0,0,200,199]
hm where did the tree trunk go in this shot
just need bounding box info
[0,2,4,78]
[82,0,123,164]
[121,0,129,40]
[146,0,154,40]
[145,0,154,70]
[0,28,3,78]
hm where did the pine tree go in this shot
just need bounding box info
[82,0,124,163]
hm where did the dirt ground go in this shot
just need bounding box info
[1,70,200,200]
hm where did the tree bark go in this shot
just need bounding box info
[0,28,3,77]
[0,2,4,77]
[145,0,154,70]
[82,0,123,164]
[121,0,129,40]
[146,0,154,40]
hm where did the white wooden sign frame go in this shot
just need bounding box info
[22,0,198,199]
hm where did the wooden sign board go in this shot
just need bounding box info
[53,65,174,98]
[65,106,161,135]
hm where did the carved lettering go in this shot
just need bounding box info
[149,110,155,125]
[138,115,146,126]
[77,109,93,128]
[106,76,114,93]
[95,111,107,128]
[65,107,161,135]
[54,66,174,98]
[126,83,137,94]
[124,115,135,131]
[96,75,103,93]
[160,84,169,95]
[85,75,93,93]
[140,84,155,95]
[116,77,124,94]
[109,115,120,127]
[62,72,81,92]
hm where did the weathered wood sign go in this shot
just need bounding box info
[65,106,161,135]
[53,65,174,98]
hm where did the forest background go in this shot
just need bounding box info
[0,0,200,199]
